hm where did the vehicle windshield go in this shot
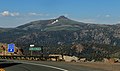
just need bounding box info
[0,0,120,71]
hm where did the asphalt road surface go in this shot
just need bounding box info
[0,59,111,71]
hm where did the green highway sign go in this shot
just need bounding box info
[29,47,41,51]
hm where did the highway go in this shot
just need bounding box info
[0,59,114,71]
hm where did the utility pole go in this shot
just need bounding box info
[41,46,43,58]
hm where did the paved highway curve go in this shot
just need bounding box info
[0,60,111,71]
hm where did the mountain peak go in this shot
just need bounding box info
[57,15,69,20]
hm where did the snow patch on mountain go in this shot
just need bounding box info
[51,19,59,24]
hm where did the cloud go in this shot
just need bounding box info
[0,11,19,17]
[28,12,49,16]
[10,12,19,16]
[96,14,111,18]
[76,19,96,23]
[117,21,120,23]
[105,15,111,18]
[29,13,42,16]
[1,11,9,16]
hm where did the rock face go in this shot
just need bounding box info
[0,16,120,56]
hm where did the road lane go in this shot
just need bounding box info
[0,60,67,71]
[5,63,63,71]
[0,60,112,71]
[23,61,108,71]
[14,61,68,71]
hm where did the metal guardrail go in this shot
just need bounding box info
[0,56,59,61]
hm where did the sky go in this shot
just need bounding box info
[0,0,120,28]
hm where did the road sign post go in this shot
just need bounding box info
[8,44,15,53]
[29,47,41,51]
[29,45,42,56]
[30,45,34,56]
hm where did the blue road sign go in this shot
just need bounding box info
[8,44,15,53]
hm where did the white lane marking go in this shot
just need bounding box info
[14,61,68,71]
